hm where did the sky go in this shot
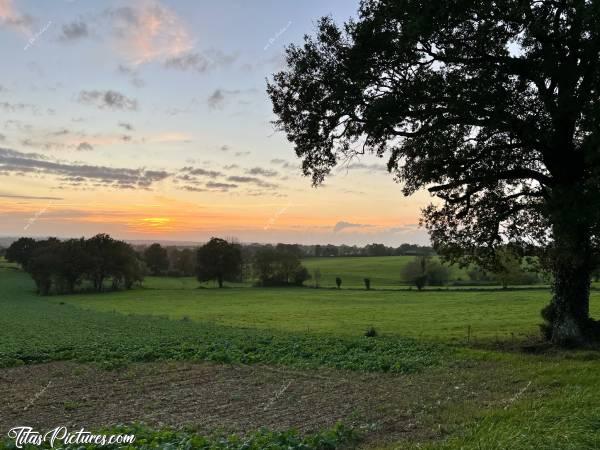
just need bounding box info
[0,0,432,246]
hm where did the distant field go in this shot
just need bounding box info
[302,256,470,288]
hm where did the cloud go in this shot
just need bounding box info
[333,221,372,233]
[78,90,138,111]
[0,193,64,200]
[206,181,237,191]
[387,224,420,233]
[0,133,5,142]
[164,49,237,73]
[226,175,278,189]
[21,138,68,151]
[0,193,63,200]
[270,158,298,170]
[0,102,39,114]
[206,88,256,109]
[0,0,33,33]
[246,167,278,177]
[58,20,88,42]
[0,147,169,189]
[105,4,193,66]
[180,166,222,179]
[118,122,134,131]
[207,89,225,109]
[235,151,250,157]
[116,65,145,88]
[76,142,93,151]
[341,162,389,173]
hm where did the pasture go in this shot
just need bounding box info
[302,256,469,288]
[2,258,600,449]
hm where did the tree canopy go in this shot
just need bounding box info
[268,0,600,345]
[6,234,143,295]
[196,238,242,288]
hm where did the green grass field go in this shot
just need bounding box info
[302,256,470,288]
[56,283,578,341]
[3,258,600,449]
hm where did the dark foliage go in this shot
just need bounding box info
[268,0,600,345]
[402,256,450,290]
[253,244,311,287]
[364,326,378,338]
[335,277,342,289]
[5,237,37,270]
[7,234,143,295]
[144,243,169,276]
[196,238,242,288]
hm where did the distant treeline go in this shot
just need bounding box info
[310,243,435,257]
[139,239,311,287]
[5,236,315,294]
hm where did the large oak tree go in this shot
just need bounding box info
[267,0,600,345]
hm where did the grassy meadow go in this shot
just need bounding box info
[2,257,600,449]
[302,256,470,288]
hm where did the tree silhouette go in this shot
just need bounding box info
[268,1,600,345]
[196,238,242,288]
[144,243,169,276]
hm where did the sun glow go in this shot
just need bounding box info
[136,217,173,233]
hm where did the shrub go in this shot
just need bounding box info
[364,326,377,337]
[293,266,311,286]
[336,277,342,289]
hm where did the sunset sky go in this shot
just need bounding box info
[0,0,432,245]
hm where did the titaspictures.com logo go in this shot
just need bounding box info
[7,426,135,448]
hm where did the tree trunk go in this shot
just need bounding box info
[546,184,593,346]
[217,275,223,288]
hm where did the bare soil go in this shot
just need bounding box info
[0,361,525,447]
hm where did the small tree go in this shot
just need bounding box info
[402,256,428,291]
[402,256,449,290]
[293,266,311,286]
[5,237,37,270]
[364,277,371,290]
[144,243,169,276]
[197,238,242,288]
[313,268,322,288]
[335,277,342,289]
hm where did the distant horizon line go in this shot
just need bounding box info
[0,234,431,248]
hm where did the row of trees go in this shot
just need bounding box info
[6,235,144,295]
[194,239,310,287]
[401,250,552,291]
[142,244,196,277]
[313,243,434,257]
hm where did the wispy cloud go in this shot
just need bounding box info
[246,167,278,178]
[78,90,138,111]
[0,147,169,189]
[333,221,372,233]
[118,122,134,131]
[206,88,256,109]
[0,0,33,33]
[76,142,93,151]
[58,20,88,42]
[0,193,63,201]
[227,175,278,189]
[164,50,237,73]
[105,3,193,66]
